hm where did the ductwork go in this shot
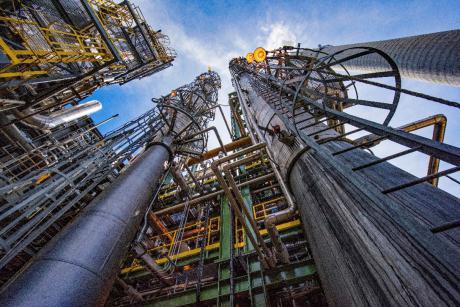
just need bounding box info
[16,100,102,130]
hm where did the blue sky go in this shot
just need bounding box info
[85,0,460,195]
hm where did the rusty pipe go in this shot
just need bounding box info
[185,136,252,166]
[148,212,173,241]
[398,114,446,186]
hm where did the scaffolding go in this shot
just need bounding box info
[0,0,175,109]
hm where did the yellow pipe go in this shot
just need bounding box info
[120,219,301,274]
[355,114,447,187]
[398,114,447,186]
[185,136,252,166]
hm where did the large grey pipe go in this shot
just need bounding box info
[16,100,102,130]
[0,137,173,306]
[316,30,460,86]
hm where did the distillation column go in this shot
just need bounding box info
[0,72,221,306]
[231,42,460,305]
[307,29,460,86]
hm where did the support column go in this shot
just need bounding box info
[0,138,173,307]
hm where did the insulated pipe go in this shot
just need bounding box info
[211,145,276,268]
[317,30,460,86]
[221,154,274,253]
[230,74,299,264]
[0,137,173,307]
[230,72,297,211]
[211,161,270,267]
[16,100,102,130]
[264,199,295,264]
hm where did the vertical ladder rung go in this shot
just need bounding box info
[298,116,335,130]
[307,121,347,137]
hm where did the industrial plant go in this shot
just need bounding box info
[0,1,459,306]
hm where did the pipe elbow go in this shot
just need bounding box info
[433,114,447,126]
[16,100,102,131]
[222,164,231,173]
[210,160,220,172]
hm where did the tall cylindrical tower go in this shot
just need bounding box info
[230,44,460,306]
[0,72,221,307]
[304,30,460,86]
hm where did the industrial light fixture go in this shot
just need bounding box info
[245,52,254,63]
[253,47,267,62]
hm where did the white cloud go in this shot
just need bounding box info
[121,0,460,196]
[263,22,298,49]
